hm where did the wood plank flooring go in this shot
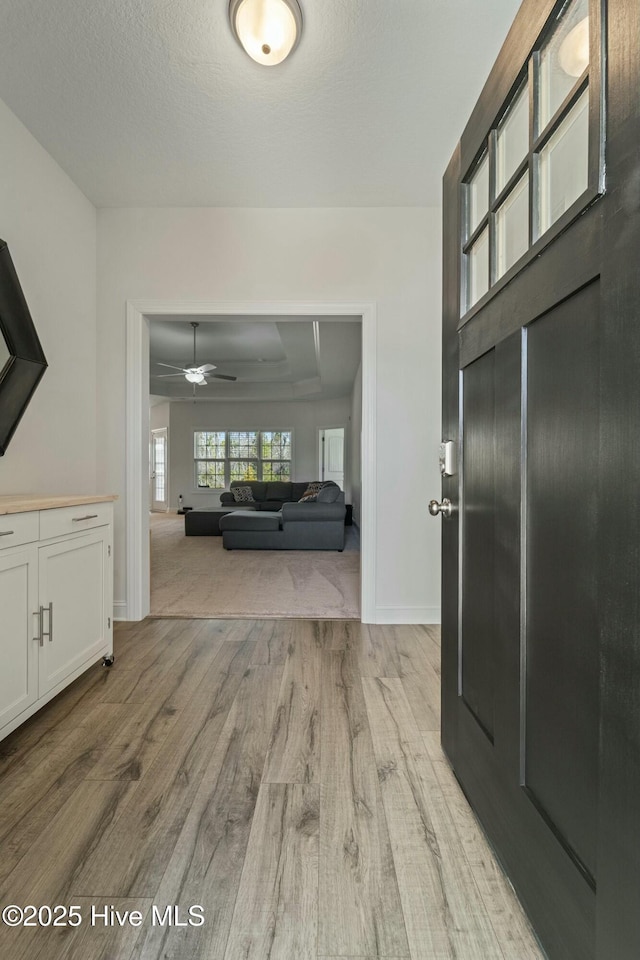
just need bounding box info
[0,619,544,960]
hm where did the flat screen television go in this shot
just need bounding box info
[0,239,47,455]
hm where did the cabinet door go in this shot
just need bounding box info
[0,548,38,728]
[38,531,109,698]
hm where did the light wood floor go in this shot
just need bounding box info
[0,619,544,960]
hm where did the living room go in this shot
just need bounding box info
[148,315,363,618]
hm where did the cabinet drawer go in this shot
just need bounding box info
[39,502,112,540]
[0,512,39,550]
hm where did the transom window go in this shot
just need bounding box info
[462,0,597,316]
[194,430,292,489]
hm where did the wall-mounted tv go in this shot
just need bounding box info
[0,239,47,456]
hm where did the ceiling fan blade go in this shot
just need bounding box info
[196,379,208,387]
[156,373,187,378]
[211,374,237,381]
[157,362,187,372]
[197,363,216,373]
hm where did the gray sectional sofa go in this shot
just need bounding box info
[219,480,319,511]
[219,482,346,550]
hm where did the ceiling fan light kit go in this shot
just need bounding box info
[155,321,238,391]
[229,0,303,66]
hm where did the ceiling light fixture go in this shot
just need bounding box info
[558,17,589,78]
[229,0,302,66]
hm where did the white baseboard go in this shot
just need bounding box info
[113,601,129,621]
[374,605,441,624]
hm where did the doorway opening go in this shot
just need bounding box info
[125,300,377,623]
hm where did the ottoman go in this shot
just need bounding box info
[219,510,282,550]
[185,509,237,536]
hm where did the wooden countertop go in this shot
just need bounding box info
[0,494,118,516]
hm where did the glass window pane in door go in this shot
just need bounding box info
[537,90,589,235]
[496,173,529,279]
[468,153,489,236]
[538,0,589,131]
[153,437,165,501]
[466,229,489,311]
[496,85,529,193]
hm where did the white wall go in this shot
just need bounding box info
[150,400,170,431]
[167,396,351,511]
[97,207,442,623]
[350,362,363,526]
[0,98,97,494]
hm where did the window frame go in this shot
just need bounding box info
[193,429,293,490]
[459,0,604,325]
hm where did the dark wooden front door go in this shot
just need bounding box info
[440,1,640,958]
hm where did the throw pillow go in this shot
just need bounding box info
[298,481,324,503]
[232,485,255,503]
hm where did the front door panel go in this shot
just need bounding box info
[524,282,600,885]
[461,348,496,741]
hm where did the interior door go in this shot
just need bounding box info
[438,1,640,958]
[151,427,168,512]
[320,427,345,487]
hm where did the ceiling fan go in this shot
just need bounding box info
[156,322,237,387]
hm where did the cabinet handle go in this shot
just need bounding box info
[72,514,98,522]
[0,530,15,537]
[43,602,53,643]
[33,607,44,646]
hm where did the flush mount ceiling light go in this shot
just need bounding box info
[229,0,303,66]
[558,17,589,77]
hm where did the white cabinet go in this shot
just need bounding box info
[0,499,114,741]
[0,548,38,730]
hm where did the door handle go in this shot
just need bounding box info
[429,498,454,519]
[42,602,53,642]
[33,607,44,646]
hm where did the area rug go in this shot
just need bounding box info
[150,513,360,619]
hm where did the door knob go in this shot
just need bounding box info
[429,498,453,519]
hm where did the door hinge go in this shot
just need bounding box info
[108,617,111,628]
[108,544,111,557]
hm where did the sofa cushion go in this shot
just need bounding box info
[219,510,281,532]
[291,482,309,501]
[264,481,292,502]
[231,485,255,503]
[259,500,286,511]
[317,483,340,503]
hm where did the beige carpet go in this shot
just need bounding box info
[150,513,360,619]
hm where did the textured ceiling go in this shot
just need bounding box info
[149,318,362,401]
[0,0,521,207]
